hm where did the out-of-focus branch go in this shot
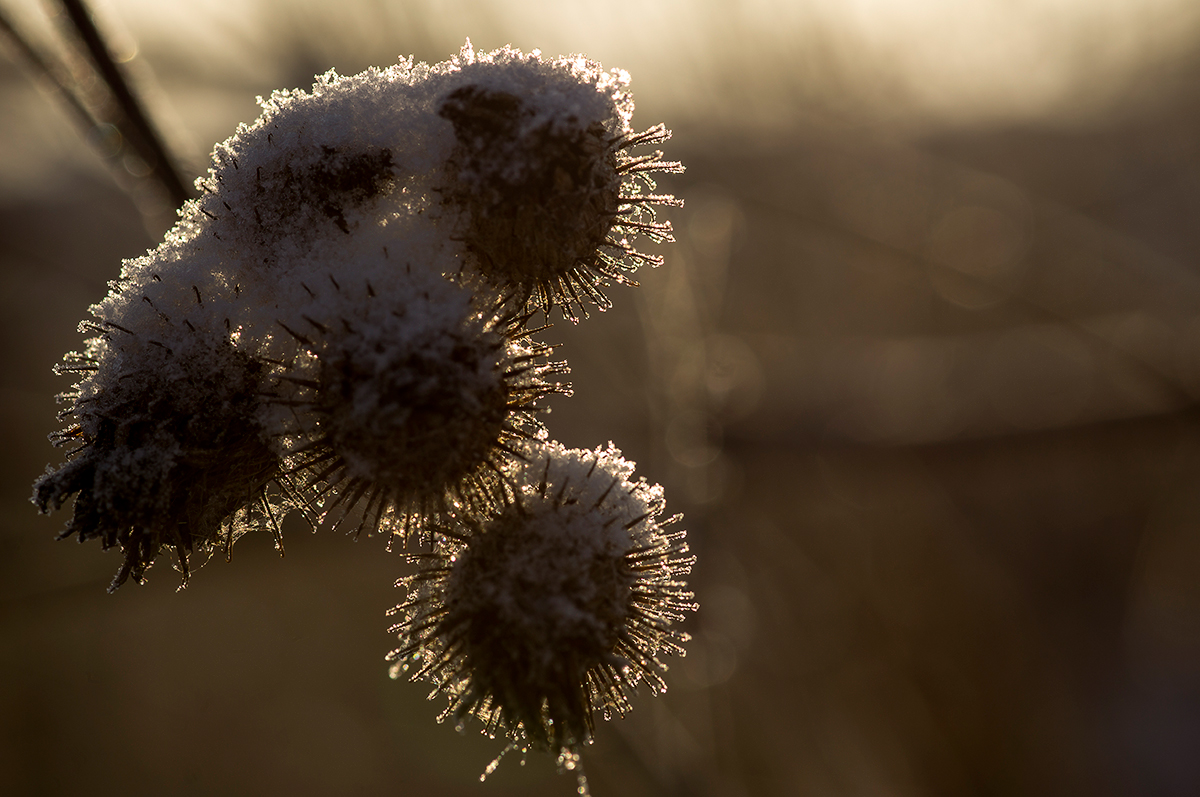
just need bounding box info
[56,0,192,209]
[0,6,100,134]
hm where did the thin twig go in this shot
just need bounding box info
[57,0,192,208]
[0,5,100,135]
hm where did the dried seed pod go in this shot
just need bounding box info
[33,323,285,591]
[437,52,683,320]
[388,441,696,754]
[272,275,569,543]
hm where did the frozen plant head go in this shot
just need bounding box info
[437,47,683,320]
[271,273,569,542]
[387,442,696,754]
[169,43,679,318]
[33,320,285,591]
[33,42,694,785]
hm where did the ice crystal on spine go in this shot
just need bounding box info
[387,442,696,753]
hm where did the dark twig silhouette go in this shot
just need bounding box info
[57,0,192,208]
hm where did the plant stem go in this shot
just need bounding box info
[57,0,192,208]
[0,6,101,133]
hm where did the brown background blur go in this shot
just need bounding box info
[3,1,1200,794]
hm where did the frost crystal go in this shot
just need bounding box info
[387,442,696,753]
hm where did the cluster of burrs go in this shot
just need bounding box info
[33,43,695,771]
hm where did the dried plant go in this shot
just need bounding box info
[388,442,695,756]
[29,36,693,790]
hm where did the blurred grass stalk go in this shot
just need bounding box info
[0,0,191,216]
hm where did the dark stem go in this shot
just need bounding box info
[0,6,100,134]
[57,0,193,209]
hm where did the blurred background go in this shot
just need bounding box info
[3,0,1200,794]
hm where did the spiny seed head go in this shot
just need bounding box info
[320,321,507,489]
[387,441,696,754]
[438,84,620,303]
[273,276,569,542]
[437,51,683,320]
[33,325,285,590]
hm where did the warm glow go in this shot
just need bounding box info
[103,0,1200,129]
